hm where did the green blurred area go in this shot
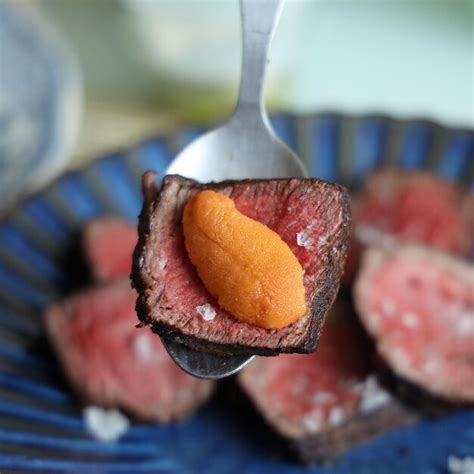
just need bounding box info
[40,0,239,123]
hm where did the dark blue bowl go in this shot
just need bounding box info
[0,115,473,473]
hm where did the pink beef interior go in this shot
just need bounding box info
[139,177,349,351]
[239,305,374,439]
[355,245,474,402]
[344,170,474,286]
[354,170,473,255]
[83,218,137,282]
[45,279,214,421]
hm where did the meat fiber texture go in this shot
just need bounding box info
[238,299,417,463]
[82,217,137,282]
[45,278,215,422]
[354,244,474,403]
[132,173,351,356]
[344,169,474,284]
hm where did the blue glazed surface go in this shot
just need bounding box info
[0,115,472,473]
[397,123,433,170]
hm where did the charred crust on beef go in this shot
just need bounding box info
[373,364,469,417]
[293,401,417,464]
[132,174,351,356]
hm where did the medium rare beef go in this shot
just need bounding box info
[354,244,474,403]
[45,279,214,422]
[132,173,351,356]
[344,169,474,283]
[238,299,417,463]
[82,217,137,282]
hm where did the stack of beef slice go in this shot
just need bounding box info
[44,217,215,423]
[44,169,473,465]
[238,169,473,463]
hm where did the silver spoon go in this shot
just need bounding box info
[161,0,308,379]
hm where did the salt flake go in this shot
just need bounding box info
[328,407,346,427]
[421,358,441,375]
[83,406,130,442]
[133,332,163,364]
[296,230,315,250]
[196,304,217,321]
[447,456,474,474]
[157,258,168,271]
[358,376,392,413]
[401,311,419,329]
[457,313,474,337]
[302,410,323,433]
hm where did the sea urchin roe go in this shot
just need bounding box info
[182,190,307,329]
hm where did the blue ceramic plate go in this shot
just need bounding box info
[0,115,473,473]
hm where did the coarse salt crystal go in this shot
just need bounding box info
[302,410,323,433]
[196,304,217,321]
[133,332,153,363]
[358,375,392,413]
[401,311,419,329]
[133,332,163,364]
[328,407,346,427]
[83,406,130,442]
[157,258,168,271]
[456,313,474,337]
[296,230,315,250]
[447,456,474,474]
[421,358,441,375]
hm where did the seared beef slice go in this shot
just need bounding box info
[354,245,474,403]
[82,217,137,282]
[354,169,473,254]
[344,170,474,282]
[133,173,351,356]
[45,279,214,421]
[238,300,417,463]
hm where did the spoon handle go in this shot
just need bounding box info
[236,0,284,116]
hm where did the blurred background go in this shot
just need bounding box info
[1,0,472,214]
[0,2,473,471]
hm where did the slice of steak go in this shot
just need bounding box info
[343,169,474,284]
[238,299,417,463]
[354,244,474,403]
[45,279,215,422]
[82,217,137,282]
[132,173,351,356]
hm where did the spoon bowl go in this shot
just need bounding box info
[166,107,307,182]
